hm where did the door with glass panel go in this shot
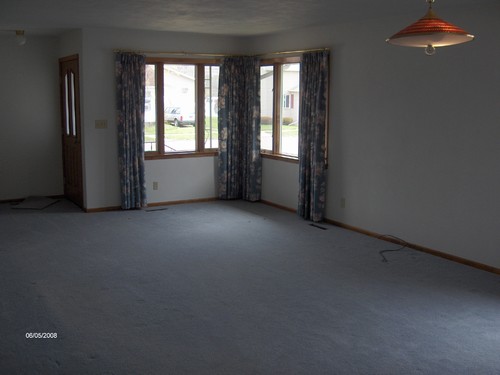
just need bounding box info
[59,55,83,208]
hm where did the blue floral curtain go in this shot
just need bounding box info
[115,53,147,209]
[298,51,330,222]
[218,56,261,201]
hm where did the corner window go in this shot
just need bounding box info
[260,58,300,158]
[145,58,220,158]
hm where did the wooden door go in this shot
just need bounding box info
[59,55,84,208]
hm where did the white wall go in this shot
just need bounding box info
[249,3,500,268]
[145,157,217,203]
[1,3,498,269]
[261,158,298,208]
[0,35,63,201]
[78,28,244,209]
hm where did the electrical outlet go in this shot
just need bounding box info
[153,182,159,190]
[341,197,346,209]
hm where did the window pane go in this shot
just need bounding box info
[164,64,196,152]
[64,73,70,135]
[260,66,274,151]
[70,72,76,137]
[145,64,157,152]
[204,66,219,149]
[280,63,300,157]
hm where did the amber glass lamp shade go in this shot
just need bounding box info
[386,1,474,55]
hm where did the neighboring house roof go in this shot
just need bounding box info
[164,65,195,81]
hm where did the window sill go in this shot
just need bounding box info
[145,151,298,163]
[145,151,218,160]
[261,152,299,164]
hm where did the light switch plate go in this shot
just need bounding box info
[95,120,107,129]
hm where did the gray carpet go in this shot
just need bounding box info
[1,200,499,374]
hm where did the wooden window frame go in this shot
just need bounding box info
[260,56,301,164]
[145,57,220,160]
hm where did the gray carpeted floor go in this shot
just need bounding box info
[1,199,499,374]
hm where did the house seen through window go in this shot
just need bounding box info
[260,59,300,158]
[145,56,301,160]
[145,59,219,156]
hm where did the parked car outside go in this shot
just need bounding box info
[164,107,195,127]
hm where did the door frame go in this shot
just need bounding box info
[59,54,84,208]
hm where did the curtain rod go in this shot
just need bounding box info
[113,49,229,57]
[113,47,329,58]
[257,47,329,56]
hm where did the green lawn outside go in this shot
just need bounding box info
[145,121,297,143]
[261,123,298,137]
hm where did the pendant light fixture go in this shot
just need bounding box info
[386,0,474,55]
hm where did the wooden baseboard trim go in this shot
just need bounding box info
[85,206,122,213]
[147,197,217,208]
[85,197,217,213]
[260,200,296,214]
[0,194,65,205]
[0,198,24,204]
[326,218,500,276]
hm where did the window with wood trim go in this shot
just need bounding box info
[144,58,220,157]
[260,57,301,158]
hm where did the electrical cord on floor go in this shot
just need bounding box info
[377,234,409,263]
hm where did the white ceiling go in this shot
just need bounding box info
[0,0,493,36]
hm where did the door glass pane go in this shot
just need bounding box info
[64,73,70,135]
[164,64,196,152]
[260,66,274,151]
[204,65,219,149]
[280,63,299,157]
[70,72,76,137]
[145,64,157,152]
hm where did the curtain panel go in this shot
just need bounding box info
[115,53,147,209]
[218,56,262,201]
[298,51,330,222]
